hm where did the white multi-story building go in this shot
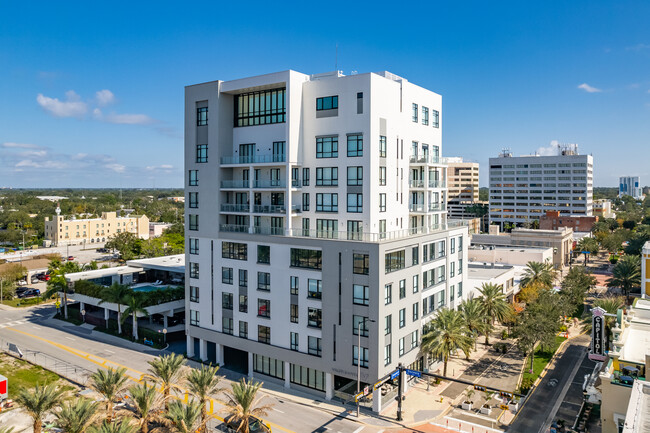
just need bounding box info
[619,176,642,200]
[488,146,593,229]
[184,70,469,407]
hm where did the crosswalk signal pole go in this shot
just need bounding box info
[397,363,403,421]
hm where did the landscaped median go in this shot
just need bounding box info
[519,335,566,393]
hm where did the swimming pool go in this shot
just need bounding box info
[132,285,170,292]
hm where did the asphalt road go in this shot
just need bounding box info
[507,335,590,433]
[0,304,387,433]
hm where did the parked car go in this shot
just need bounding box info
[17,288,40,299]
[17,279,27,286]
[224,415,271,433]
[15,287,29,296]
[67,256,74,261]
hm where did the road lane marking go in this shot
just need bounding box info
[105,349,115,354]
[65,337,75,340]
[273,408,285,413]
[352,427,364,433]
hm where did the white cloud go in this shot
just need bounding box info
[36,90,88,117]
[15,159,68,170]
[1,142,45,149]
[103,113,156,125]
[536,140,560,156]
[577,83,602,93]
[105,163,126,173]
[95,89,115,106]
[145,164,174,171]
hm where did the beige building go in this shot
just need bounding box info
[594,199,616,219]
[44,210,149,246]
[445,157,480,219]
[149,222,174,238]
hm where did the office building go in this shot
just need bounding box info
[619,176,642,200]
[593,199,616,220]
[445,157,480,219]
[539,210,598,232]
[184,70,469,406]
[488,145,593,229]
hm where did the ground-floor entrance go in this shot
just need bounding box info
[223,345,248,374]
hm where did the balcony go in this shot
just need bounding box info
[291,179,302,188]
[409,203,426,212]
[220,204,250,212]
[220,180,249,189]
[429,203,446,212]
[409,179,424,188]
[220,154,286,165]
[252,205,286,214]
[253,180,286,189]
[429,180,446,188]
[409,155,442,164]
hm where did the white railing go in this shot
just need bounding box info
[220,154,286,164]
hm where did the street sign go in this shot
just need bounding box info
[499,404,509,410]
[474,385,486,391]
[390,370,400,380]
[363,386,370,396]
[589,307,607,361]
[405,369,421,378]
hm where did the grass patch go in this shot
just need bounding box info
[521,335,566,386]
[0,297,49,308]
[0,353,75,395]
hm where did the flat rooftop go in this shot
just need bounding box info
[66,265,144,282]
[467,264,514,280]
[126,254,185,273]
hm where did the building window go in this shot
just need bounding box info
[308,279,322,299]
[197,107,208,126]
[308,307,322,328]
[258,325,271,344]
[353,284,369,306]
[379,167,386,186]
[458,282,463,298]
[222,267,233,284]
[189,286,199,302]
[379,220,386,238]
[399,308,406,328]
[290,276,299,295]
[302,168,310,186]
[353,253,369,275]
[257,245,270,264]
[190,310,199,326]
[385,250,405,273]
[290,365,325,391]
[432,109,439,128]
[239,295,248,313]
[399,337,405,356]
[450,238,456,254]
[290,304,298,323]
[290,332,299,351]
[222,317,233,335]
[235,88,286,127]
[413,302,419,321]
[316,136,338,158]
[189,238,199,255]
[450,285,455,302]
[347,167,363,186]
[399,279,406,299]
[450,262,455,278]
[234,269,246,287]
[353,315,369,337]
[412,103,418,122]
[190,263,199,279]
[379,193,386,212]
[302,193,310,211]
[379,135,387,158]
[316,219,337,239]
[239,321,248,338]
[290,248,322,269]
[459,259,463,274]
[189,215,198,231]
[316,193,338,212]
[196,144,207,163]
[411,330,419,349]
[222,242,247,260]
[384,284,392,305]
[189,170,198,186]
[253,354,284,380]
[308,336,322,356]
[413,274,419,293]
[316,95,338,111]
[257,272,270,291]
[422,106,429,125]
[316,167,338,186]
[189,192,198,208]
[384,314,392,335]
[347,193,363,213]
[347,134,363,157]
[222,293,233,310]
[347,220,362,240]
[353,346,369,368]
[257,299,271,318]
[384,344,392,366]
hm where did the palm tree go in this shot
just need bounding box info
[459,298,488,353]
[608,255,641,305]
[14,383,66,433]
[164,400,203,433]
[128,383,162,433]
[142,353,185,411]
[100,282,131,334]
[477,283,513,345]
[88,418,138,433]
[0,427,15,433]
[90,367,130,422]
[186,364,224,433]
[421,308,473,377]
[223,378,272,433]
[55,398,100,433]
[576,237,600,264]
[520,261,555,290]
[121,292,149,341]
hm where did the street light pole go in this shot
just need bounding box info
[357,317,375,417]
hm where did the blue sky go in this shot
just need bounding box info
[1,0,649,188]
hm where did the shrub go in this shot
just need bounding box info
[520,377,535,394]
[501,330,509,340]
[559,325,568,332]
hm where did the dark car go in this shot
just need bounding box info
[224,415,271,433]
[18,288,41,299]
[15,287,30,296]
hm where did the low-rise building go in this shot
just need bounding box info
[468,244,553,267]
[149,222,174,238]
[44,209,149,246]
[594,199,616,220]
[539,210,598,232]
[466,263,520,302]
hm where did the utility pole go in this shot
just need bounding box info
[396,363,404,421]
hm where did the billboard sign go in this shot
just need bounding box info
[589,307,607,361]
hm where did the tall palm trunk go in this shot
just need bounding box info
[133,311,139,340]
[63,287,69,319]
[443,355,448,377]
[34,419,42,433]
[200,399,208,433]
[117,307,122,334]
[107,401,114,423]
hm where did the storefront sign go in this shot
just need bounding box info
[589,307,607,361]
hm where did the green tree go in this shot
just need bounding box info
[520,261,555,291]
[164,400,203,433]
[608,255,641,305]
[624,226,650,256]
[421,308,473,376]
[121,292,149,340]
[105,232,142,261]
[459,298,488,352]
[128,383,162,433]
[54,398,100,433]
[99,283,131,334]
[223,379,272,433]
[142,353,185,411]
[576,237,599,264]
[186,364,224,433]
[88,418,138,433]
[14,384,66,433]
[560,267,596,315]
[515,290,562,371]
[44,259,83,318]
[477,283,513,344]
[89,367,130,423]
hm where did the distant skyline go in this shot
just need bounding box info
[1,1,649,188]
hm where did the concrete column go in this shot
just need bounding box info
[325,373,333,401]
[216,343,224,365]
[104,308,109,321]
[284,363,290,389]
[372,386,382,413]
[186,335,195,358]
[79,302,85,312]
[199,339,208,361]
[247,352,254,378]
[163,314,168,329]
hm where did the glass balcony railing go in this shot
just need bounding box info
[253,180,286,188]
[409,179,424,188]
[220,204,250,212]
[220,154,286,164]
[429,203,446,212]
[252,205,286,214]
[428,180,446,188]
[409,155,442,164]
[220,180,249,188]
[409,203,426,212]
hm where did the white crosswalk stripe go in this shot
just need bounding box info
[0,320,27,328]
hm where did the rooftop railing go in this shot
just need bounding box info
[220,154,286,164]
